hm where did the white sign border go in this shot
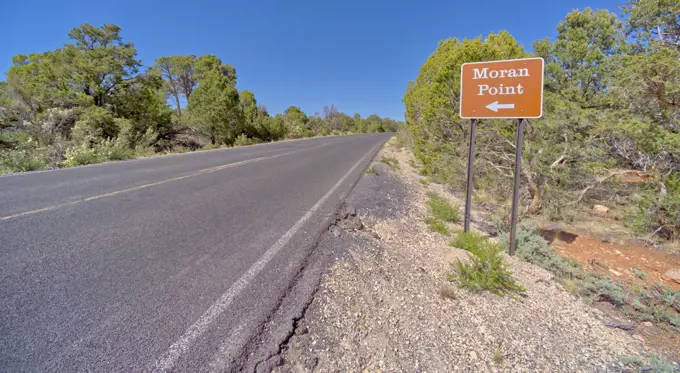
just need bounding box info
[459,57,545,119]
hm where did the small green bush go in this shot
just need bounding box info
[0,148,47,173]
[631,266,647,280]
[425,216,450,236]
[499,223,577,278]
[448,232,525,296]
[234,133,262,146]
[61,143,104,167]
[619,355,678,373]
[449,231,487,251]
[394,127,410,150]
[60,139,135,167]
[630,172,680,240]
[581,276,627,306]
[426,192,461,223]
[380,155,400,171]
[365,166,379,175]
[97,138,135,161]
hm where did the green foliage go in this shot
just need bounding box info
[0,23,405,173]
[449,231,487,251]
[499,223,578,278]
[402,7,680,241]
[426,192,461,223]
[61,138,136,167]
[632,266,648,280]
[0,148,47,174]
[188,63,240,145]
[364,166,378,175]
[622,0,680,47]
[631,172,680,240]
[403,31,526,178]
[425,216,451,236]
[71,106,116,144]
[234,133,261,146]
[154,54,197,118]
[380,156,400,171]
[619,355,678,373]
[61,143,103,167]
[448,232,525,296]
[498,224,680,330]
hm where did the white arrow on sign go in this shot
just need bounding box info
[485,101,515,112]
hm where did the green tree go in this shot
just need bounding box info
[534,8,625,108]
[155,55,196,117]
[66,24,141,108]
[188,65,240,145]
[195,54,237,83]
[404,31,526,170]
[283,106,309,138]
[622,0,680,48]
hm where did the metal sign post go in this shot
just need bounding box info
[459,57,544,255]
[463,119,477,233]
[508,118,525,256]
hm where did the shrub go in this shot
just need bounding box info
[365,166,379,175]
[0,148,47,173]
[60,139,135,167]
[448,232,525,296]
[61,143,103,167]
[425,216,450,236]
[234,133,261,146]
[499,222,578,278]
[581,276,627,306]
[380,156,400,171]
[426,192,461,222]
[619,355,678,373]
[394,127,410,150]
[631,266,647,280]
[631,172,680,240]
[71,106,116,144]
[98,138,135,161]
[449,230,487,251]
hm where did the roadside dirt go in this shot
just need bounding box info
[551,234,680,291]
[271,138,670,373]
[533,225,680,361]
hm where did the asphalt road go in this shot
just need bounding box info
[0,133,390,372]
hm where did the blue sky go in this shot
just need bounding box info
[0,0,621,120]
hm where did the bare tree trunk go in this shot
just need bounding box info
[173,91,182,118]
[522,165,541,214]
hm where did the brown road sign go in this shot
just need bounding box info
[460,57,544,119]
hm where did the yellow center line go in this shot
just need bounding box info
[0,154,280,222]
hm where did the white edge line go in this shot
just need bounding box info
[153,142,382,372]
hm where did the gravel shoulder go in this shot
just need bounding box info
[271,138,657,373]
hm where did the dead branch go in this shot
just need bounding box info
[494,127,516,149]
[550,155,567,170]
[522,165,542,214]
[483,160,513,178]
[565,170,652,206]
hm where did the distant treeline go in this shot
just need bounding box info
[0,24,402,173]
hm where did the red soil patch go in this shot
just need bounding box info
[551,234,680,360]
[551,235,680,291]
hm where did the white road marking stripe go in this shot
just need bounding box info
[153,143,380,372]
